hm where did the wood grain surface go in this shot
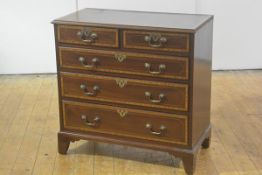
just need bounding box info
[57,25,119,48]
[60,72,188,112]
[62,101,188,145]
[123,30,189,52]
[52,8,213,32]
[58,47,189,80]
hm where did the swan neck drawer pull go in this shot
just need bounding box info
[145,123,166,135]
[77,28,98,43]
[78,57,99,68]
[80,84,100,96]
[144,63,166,75]
[144,33,167,48]
[81,115,100,127]
[145,91,165,104]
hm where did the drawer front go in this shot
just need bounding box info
[61,73,188,111]
[62,101,188,145]
[59,47,189,80]
[123,30,190,52]
[57,25,118,48]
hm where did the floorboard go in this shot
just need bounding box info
[0,71,261,175]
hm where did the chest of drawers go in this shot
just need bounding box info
[53,8,213,175]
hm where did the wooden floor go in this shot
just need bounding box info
[0,70,262,175]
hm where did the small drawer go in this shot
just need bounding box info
[59,47,189,80]
[123,30,189,52]
[57,25,119,48]
[62,101,188,145]
[60,73,188,112]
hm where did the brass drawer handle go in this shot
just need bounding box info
[80,84,100,96]
[78,57,99,68]
[77,28,98,43]
[81,115,100,127]
[145,123,166,136]
[144,63,166,75]
[144,33,167,48]
[145,91,165,104]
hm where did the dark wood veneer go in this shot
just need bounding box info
[53,8,213,175]
[60,72,188,112]
[123,30,189,52]
[62,101,188,145]
[57,25,119,48]
[59,47,189,80]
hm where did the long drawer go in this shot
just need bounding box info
[59,47,189,80]
[60,73,188,112]
[62,101,188,145]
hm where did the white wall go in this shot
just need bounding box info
[0,0,75,74]
[0,0,195,74]
[0,0,261,74]
[78,0,196,13]
[196,0,262,70]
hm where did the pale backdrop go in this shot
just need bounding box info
[0,0,261,74]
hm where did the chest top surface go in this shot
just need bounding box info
[53,8,213,32]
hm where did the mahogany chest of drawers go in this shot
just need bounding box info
[52,8,213,175]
